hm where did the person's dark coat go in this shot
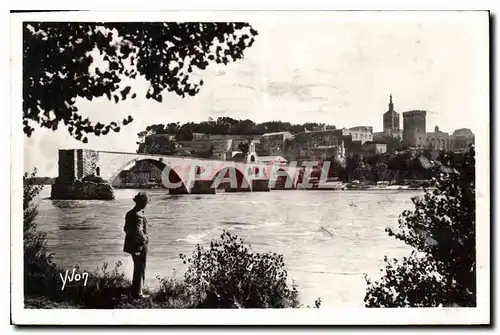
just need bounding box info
[123,210,148,255]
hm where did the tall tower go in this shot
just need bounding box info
[403,110,427,148]
[383,94,400,134]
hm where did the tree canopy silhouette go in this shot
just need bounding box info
[364,146,476,307]
[136,118,336,140]
[23,22,258,142]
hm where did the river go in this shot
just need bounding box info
[33,186,420,307]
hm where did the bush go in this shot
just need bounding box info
[365,146,476,307]
[151,277,194,308]
[179,231,301,308]
[23,168,61,297]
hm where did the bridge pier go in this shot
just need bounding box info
[252,179,270,192]
[270,182,297,190]
[51,149,115,200]
[270,185,297,190]
[223,180,252,192]
[190,180,216,194]
[167,185,190,195]
[225,187,252,193]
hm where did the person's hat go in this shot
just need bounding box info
[133,192,149,204]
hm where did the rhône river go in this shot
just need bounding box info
[33,187,420,307]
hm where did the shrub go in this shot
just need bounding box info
[23,168,61,297]
[180,231,301,308]
[365,146,476,307]
[151,277,196,308]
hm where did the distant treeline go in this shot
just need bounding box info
[137,118,337,142]
[323,149,462,184]
[24,177,55,185]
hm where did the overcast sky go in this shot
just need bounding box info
[23,12,489,176]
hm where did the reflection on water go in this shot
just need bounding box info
[33,187,420,307]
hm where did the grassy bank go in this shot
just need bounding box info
[24,260,193,309]
[24,235,310,309]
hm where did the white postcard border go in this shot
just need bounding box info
[10,10,490,325]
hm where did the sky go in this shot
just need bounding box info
[22,12,489,177]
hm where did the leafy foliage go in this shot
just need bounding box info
[23,168,60,296]
[364,146,476,307]
[237,140,251,155]
[179,231,301,308]
[136,118,336,141]
[137,132,177,154]
[23,22,258,141]
[327,151,444,184]
[23,168,43,212]
[175,125,195,142]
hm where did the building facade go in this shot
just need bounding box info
[257,156,288,166]
[451,128,475,152]
[118,161,163,187]
[385,128,402,140]
[362,142,388,155]
[140,133,263,161]
[425,125,452,151]
[347,126,373,144]
[210,138,233,160]
[192,133,211,141]
[285,129,345,162]
[258,131,293,157]
[403,110,427,148]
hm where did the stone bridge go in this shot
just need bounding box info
[55,149,303,195]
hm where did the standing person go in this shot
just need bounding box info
[123,192,150,298]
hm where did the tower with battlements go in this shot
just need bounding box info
[403,110,427,148]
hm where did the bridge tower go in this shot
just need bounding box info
[57,149,101,182]
[52,149,112,200]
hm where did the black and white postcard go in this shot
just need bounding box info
[11,10,490,325]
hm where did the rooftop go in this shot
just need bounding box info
[291,128,340,141]
[403,110,427,116]
[349,126,373,132]
[384,110,399,116]
[260,131,293,137]
[258,156,288,163]
[452,128,475,137]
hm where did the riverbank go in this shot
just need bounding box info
[344,186,436,191]
[24,274,194,309]
[304,180,433,191]
[25,296,79,309]
[24,254,303,309]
